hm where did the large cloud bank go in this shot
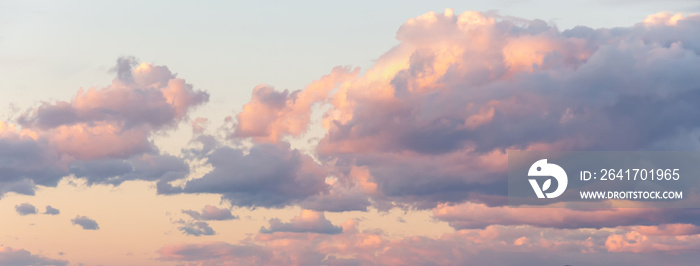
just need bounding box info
[157,9,700,265]
[167,10,700,215]
[4,9,700,265]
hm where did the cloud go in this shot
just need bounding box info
[14,203,37,216]
[43,205,60,215]
[182,205,238,221]
[160,142,328,209]
[0,246,67,266]
[69,153,189,185]
[158,242,270,264]
[19,57,209,135]
[160,220,700,266]
[178,221,215,236]
[71,215,99,230]
[300,185,372,212]
[433,202,700,229]
[191,117,209,134]
[176,206,237,236]
[0,124,68,197]
[232,66,359,143]
[605,230,700,253]
[260,210,342,234]
[156,10,700,264]
[628,224,700,236]
[224,9,700,211]
[0,57,205,196]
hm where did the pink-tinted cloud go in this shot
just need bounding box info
[630,224,700,236]
[192,117,210,134]
[303,10,700,209]
[605,230,700,254]
[172,10,700,214]
[160,220,700,265]
[0,57,205,196]
[433,202,700,229]
[233,66,359,143]
[19,57,208,160]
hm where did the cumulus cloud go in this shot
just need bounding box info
[221,9,700,212]
[182,205,237,221]
[43,205,60,215]
[71,215,99,230]
[260,210,342,234]
[0,246,67,266]
[19,57,208,135]
[156,11,700,265]
[17,57,208,160]
[14,203,37,216]
[0,57,206,197]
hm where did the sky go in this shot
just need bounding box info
[1,0,700,265]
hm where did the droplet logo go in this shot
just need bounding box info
[528,159,568,199]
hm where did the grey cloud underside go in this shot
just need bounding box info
[300,188,372,212]
[69,153,189,185]
[182,205,238,221]
[259,220,342,234]
[71,215,99,230]
[0,138,66,197]
[14,203,37,216]
[0,247,68,266]
[44,205,60,215]
[160,143,328,209]
[260,214,343,235]
[177,206,236,236]
[178,221,216,236]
